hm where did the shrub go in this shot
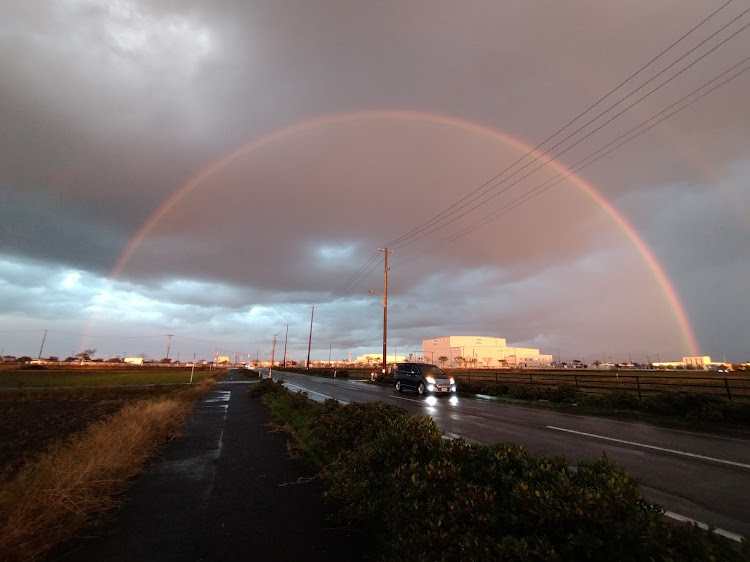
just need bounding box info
[722,402,750,425]
[324,428,746,561]
[454,380,483,394]
[508,384,539,400]
[480,383,511,397]
[642,392,725,419]
[307,400,408,462]
[597,390,641,410]
[248,377,287,398]
[375,372,393,384]
[549,384,579,403]
[251,378,747,561]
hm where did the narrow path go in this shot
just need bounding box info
[50,370,368,561]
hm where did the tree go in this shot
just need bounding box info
[437,355,448,367]
[75,349,96,361]
[483,357,492,368]
[454,356,465,368]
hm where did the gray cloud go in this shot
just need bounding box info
[1,1,749,363]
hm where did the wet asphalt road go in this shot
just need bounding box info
[49,370,368,561]
[271,369,750,540]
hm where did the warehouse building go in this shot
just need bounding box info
[422,336,553,368]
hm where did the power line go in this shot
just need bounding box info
[401,54,750,261]
[316,250,382,305]
[306,4,747,309]
[389,12,750,254]
[386,3,748,251]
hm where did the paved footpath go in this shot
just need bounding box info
[50,370,369,561]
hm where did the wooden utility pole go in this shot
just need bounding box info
[269,334,277,378]
[282,325,289,368]
[379,248,393,375]
[38,329,48,360]
[306,305,315,369]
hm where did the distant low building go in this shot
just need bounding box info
[653,356,732,370]
[423,336,554,368]
[123,357,144,365]
[355,353,407,365]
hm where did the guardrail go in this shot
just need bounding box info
[459,370,750,401]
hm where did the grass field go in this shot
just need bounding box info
[0,367,217,388]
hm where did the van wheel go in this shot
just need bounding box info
[417,382,426,395]
[395,381,402,393]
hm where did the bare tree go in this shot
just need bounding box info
[437,355,448,367]
[75,349,96,361]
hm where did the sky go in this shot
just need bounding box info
[1,1,749,365]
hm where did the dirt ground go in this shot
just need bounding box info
[0,387,181,482]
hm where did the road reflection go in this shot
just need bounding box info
[423,395,459,411]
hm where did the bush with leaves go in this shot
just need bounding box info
[253,382,748,561]
[306,399,409,462]
[323,420,747,561]
[248,377,287,398]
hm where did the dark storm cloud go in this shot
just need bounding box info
[1,1,749,361]
[0,188,126,273]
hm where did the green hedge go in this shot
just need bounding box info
[454,380,750,425]
[251,380,749,561]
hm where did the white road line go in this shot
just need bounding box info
[663,511,744,543]
[282,382,349,404]
[546,426,750,470]
[449,426,745,542]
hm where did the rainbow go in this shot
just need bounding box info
[109,110,700,356]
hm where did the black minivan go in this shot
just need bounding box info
[393,362,457,395]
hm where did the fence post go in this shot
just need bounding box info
[574,375,578,388]
[495,372,498,383]
[468,371,471,383]
[725,378,733,401]
[636,376,642,401]
[529,373,533,385]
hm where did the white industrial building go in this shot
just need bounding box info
[422,336,553,368]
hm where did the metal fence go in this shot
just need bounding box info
[459,370,750,401]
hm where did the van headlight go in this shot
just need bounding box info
[449,377,455,385]
[425,376,436,384]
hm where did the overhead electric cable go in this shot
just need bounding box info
[390,15,750,252]
[315,250,382,305]
[403,55,750,261]
[315,2,747,305]
[386,2,747,250]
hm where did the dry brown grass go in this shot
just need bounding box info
[0,378,216,561]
